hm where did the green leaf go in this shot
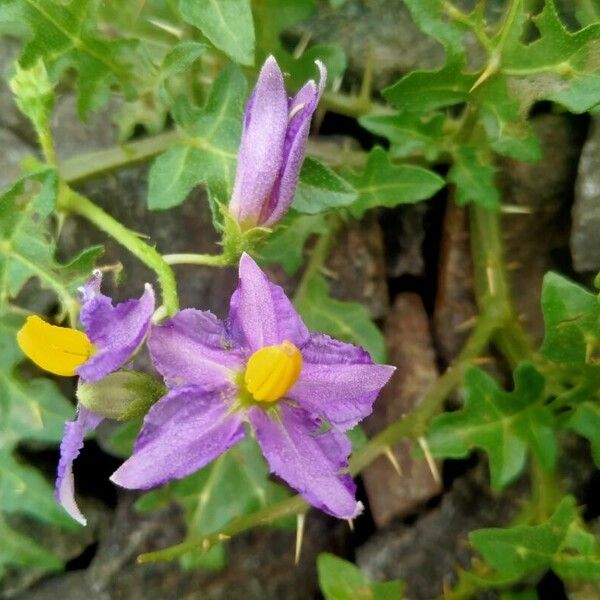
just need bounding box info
[295,275,386,362]
[0,0,146,117]
[0,170,103,316]
[447,146,500,208]
[161,41,207,78]
[344,147,445,218]
[427,363,556,489]
[0,315,78,581]
[293,158,357,214]
[0,315,73,449]
[502,1,600,113]
[253,0,315,65]
[147,65,246,212]
[540,272,600,368]
[259,212,329,275]
[0,450,75,529]
[179,0,255,66]
[136,437,289,569]
[101,418,142,459]
[568,402,600,468]
[471,496,600,582]
[477,77,542,162]
[317,553,404,600]
[401,0,468,58]
[359,112,446,161]
[0,516,63,576]
[500,591,539,600]
[384,59,476,114]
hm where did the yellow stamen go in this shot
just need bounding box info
[244,340,302,403]
[17,315,93,377]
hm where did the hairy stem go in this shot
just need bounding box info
[57,185,179,316]
[162,253,229,267]
[59,135,367,187]
[469,204,533,364]
[293,217,341,306]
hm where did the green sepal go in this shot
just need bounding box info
[220,207,270,264]
[77,371,165,421]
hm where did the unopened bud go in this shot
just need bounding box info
[77,371,164,421]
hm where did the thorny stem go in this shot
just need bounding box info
[469,204,533,367]
[57,185,180,316]
[293,217,341,306]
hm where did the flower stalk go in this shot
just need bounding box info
[57,185,180,316]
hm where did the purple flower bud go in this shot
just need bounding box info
[229,56,327,229]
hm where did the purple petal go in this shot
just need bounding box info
[77,272,155,383]
[110,385,245,489]
[229,56,289,227]
[229,253,309,351]
[149,309,245,388]
[289,333,395,430]
[261,61,327,226]
[250,403,362,519]
[55,406,103,526]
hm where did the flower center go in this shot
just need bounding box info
[17,315,94,377]
[244,340,302,403]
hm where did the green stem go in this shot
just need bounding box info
[59,132,367,185]
[138,496,308,564]
[39,129,58,166]
[60,130,181,184]
[162,253,229,267]
[57,186,179,316]
[293,218,341,306]
[469,204,533,364]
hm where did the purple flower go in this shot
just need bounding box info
[111,254,394,519]
[228,56,327,229]
[57,271,155,525]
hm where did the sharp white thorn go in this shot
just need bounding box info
[384,445,402,477]
[295,513,306,565]
[418,436,441,485]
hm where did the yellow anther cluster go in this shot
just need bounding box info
[244,340,302,403]
[17,315,93,377]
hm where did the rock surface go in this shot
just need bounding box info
[15,494,347,600]
[362,293,441,528]
[500,113,584,343]
[572,116,600,273]
[357,465,525,600]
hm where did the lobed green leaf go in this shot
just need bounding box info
[317,553,404,600]
[344,147,445,218]
[147,65,246,213]
[179,0,255,66]
[427,363,556,489]
[471,496,600,583]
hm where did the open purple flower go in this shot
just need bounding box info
[228,56,327,229]
[111,254,394,519]
[57,272,154,524]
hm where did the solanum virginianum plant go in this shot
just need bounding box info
[2,0,600,596]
